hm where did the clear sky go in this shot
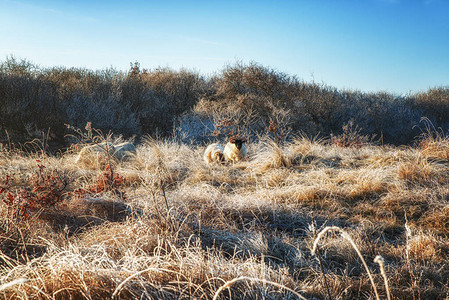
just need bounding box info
[1,0,448,94]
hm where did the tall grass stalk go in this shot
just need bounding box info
[111,267,170,299]
[0,278,27,292]
[405,223,418,300]
[212,276,308,300]
[311,226,380,300]
[374,255,391,300]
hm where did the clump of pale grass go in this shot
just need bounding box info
[286,135,330,168]
[135,137,198,186]
[334,167,393,200]
[404,224,443,262]
[417,118,449,160]
[397,155,449,187]
[420,138,449,160]
[419,205,449,235]
[289,135,317,154]
[253,140,291,171]
[361,146,412,168]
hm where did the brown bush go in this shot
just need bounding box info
[1,57,448,150]
[0,163,69,219]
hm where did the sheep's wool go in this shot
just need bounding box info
[204,143,225,164]
[223,142,247,162]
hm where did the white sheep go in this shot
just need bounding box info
[203,143,225,164]
[113,142,136,161]
[223,137,247,163]
[75,142,116,166]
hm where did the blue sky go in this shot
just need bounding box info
[1,0,448,94]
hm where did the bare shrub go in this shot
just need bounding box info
[0,58,206,151]
[0,163,69,219]
[412,87,449,125]
[2,57,447,149]
[74,164,127,200]
[331,120,374,148]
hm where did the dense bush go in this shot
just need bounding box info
[0,57,448,149]
[411,87,449,127]
[193,62,434,144]
[0,58,205,150]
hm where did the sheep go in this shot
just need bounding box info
[223,137,247,163]
[113,142,136,161]
[75,142,116,166]
[203,143,225,164]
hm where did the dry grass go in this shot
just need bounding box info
[417,118,449,161]
[0,135,449,299]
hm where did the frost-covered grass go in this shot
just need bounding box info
[0,134,449,299]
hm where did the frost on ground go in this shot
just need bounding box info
[0,135,449,299]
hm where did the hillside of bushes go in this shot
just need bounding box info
[1,56,448,150]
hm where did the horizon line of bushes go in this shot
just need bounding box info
[0,56,448,151]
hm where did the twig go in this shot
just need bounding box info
[405,222,417,300]
[160,179,170,215]
[314,244,332,300]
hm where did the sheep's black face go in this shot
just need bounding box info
[230,137,246,150]
[233,139,245,150]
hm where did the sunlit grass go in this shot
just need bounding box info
[0,133,448,299]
